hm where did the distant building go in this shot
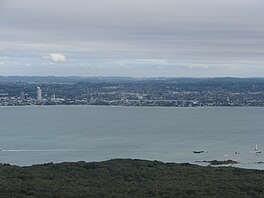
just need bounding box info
[0,93,8,97]
[20,92,25,100]
[37,87,42,102]
[51,94,56,101]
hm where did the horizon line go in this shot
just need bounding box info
[0,75,264,79]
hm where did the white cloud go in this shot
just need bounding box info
[46,53,66,63]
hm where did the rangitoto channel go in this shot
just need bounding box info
[1,159,264,198]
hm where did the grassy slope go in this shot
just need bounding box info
[0,159,264,198]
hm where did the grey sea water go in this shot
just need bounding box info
[0,106,263,169]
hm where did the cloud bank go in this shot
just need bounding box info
[0,0,263,76]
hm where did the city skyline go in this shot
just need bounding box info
[0,0,263,77]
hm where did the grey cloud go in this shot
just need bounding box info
[0,0,263,76]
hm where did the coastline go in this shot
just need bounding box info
[1,104,264,109]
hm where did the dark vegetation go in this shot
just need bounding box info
[196,159,239,166]
[207,160,239,166]
[0,159,264,198]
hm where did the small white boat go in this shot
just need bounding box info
[250,144,262,154]
[255,144,261,154]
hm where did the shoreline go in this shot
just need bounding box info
[0,104,264,109]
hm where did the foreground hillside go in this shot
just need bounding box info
[0,159,264,198]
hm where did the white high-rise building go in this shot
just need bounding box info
[51,94,56,101]
[37,86,42,102]
[20,92,25,100]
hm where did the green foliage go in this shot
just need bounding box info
[202,160,239,165]
[0,159,263,197]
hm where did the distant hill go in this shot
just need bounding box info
[0,76,264,84]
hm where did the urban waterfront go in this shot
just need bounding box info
[1,77,264,107]
[0,105,263,169]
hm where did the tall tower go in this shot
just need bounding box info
[37,86,42,102]
[20,92,25,100]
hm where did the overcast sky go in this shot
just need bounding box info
[0,0,263,77]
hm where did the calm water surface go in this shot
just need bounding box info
[0,106,263,169]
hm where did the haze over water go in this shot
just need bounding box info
[0,106,263,169]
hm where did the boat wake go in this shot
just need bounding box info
[1,149,78,152]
